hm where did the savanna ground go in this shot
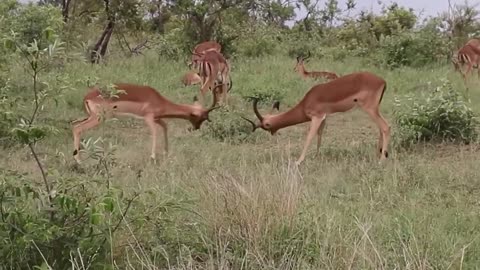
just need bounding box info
[3,50,480,269]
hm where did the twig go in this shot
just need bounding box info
[28,143,52,205]
[29,67,39,124]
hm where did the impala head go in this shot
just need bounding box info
[241,98,280,135]
[294,51,311,72]
[188,85,221,129]
[182,71,202,86]
[188,50,205,69]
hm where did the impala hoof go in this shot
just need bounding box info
[73,150,82,164]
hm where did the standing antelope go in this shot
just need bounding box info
[454,44,480,83]
[189,41,222,69]
[294,52,339,81]
[193,50,233,106]
[241,72,390,165]
[452,38,480,73]
[181,71,202,86]
[71,83,220,163]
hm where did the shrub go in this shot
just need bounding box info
[0,78,15,147]
[156,28,185,61]
[0,170,130,269]
[377,29,450,69]
[393,79,477,146]
[235,25,279,57]
[201,107,257,144]
[9,3,63,50]
[241,87,284,105]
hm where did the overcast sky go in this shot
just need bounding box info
[18,0,476,19]
[294,0,478,20]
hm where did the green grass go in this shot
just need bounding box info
[2,52,480,269]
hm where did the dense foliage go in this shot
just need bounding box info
[394,80,478,146]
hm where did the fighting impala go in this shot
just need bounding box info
[193,49,233,105]
[71,83,220,163]
[188,40,222,69]
[242,72,390,165]
[294,52,339,81]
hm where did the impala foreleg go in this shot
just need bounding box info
[217,72,230,105]
[155,118,168,154]
[463,63,473,85]
[200,76,214,105]
[72,115,101,163]
[144,115,158,160]
[296,115,326,165]
[316,119,327,155]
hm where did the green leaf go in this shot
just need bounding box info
[103,196,115,213]
[3,38,16,51]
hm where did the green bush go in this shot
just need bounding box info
[377,29,450,69]
[9,3,63,50]
[241,87,284,105]
[0,170,125,269]
[0,78,15,148]
[156,28,186,61]
[201,107,257,144]
[235,25,278,57]
[393,79,478,146]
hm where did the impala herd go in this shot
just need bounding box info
[71,38,478,166]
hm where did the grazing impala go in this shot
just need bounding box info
[241,72,390,165]
[189,40,222,69]
[193,50,232,105]
[181,71,202,86]
[294,52,339,81]
[454,44,480,83]
[71,83,220,163]
[452,39,480,73]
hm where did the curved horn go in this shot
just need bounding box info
[272,101,280,111]
[304,51,311,60]
[252,98,263,122]
[240,116,258,132]
[227,76,233,92]
[296,55,301,62]
[190,48,200,56]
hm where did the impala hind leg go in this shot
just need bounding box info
[72,115,100,163]
[154,118,168,155]
[296,115,326,166]
[364,108,390,160]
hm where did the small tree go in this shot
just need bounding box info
[393,79,477,146]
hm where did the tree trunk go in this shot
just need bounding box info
[62,0,71,23]
[90,21,115,64]
[89,0,115,64]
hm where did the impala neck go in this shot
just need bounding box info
[298,63,309,77]
[160,101,197,119]
[269,103,308,131]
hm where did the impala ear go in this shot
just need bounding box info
[193,96,201,106]
[272,101,280,111]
